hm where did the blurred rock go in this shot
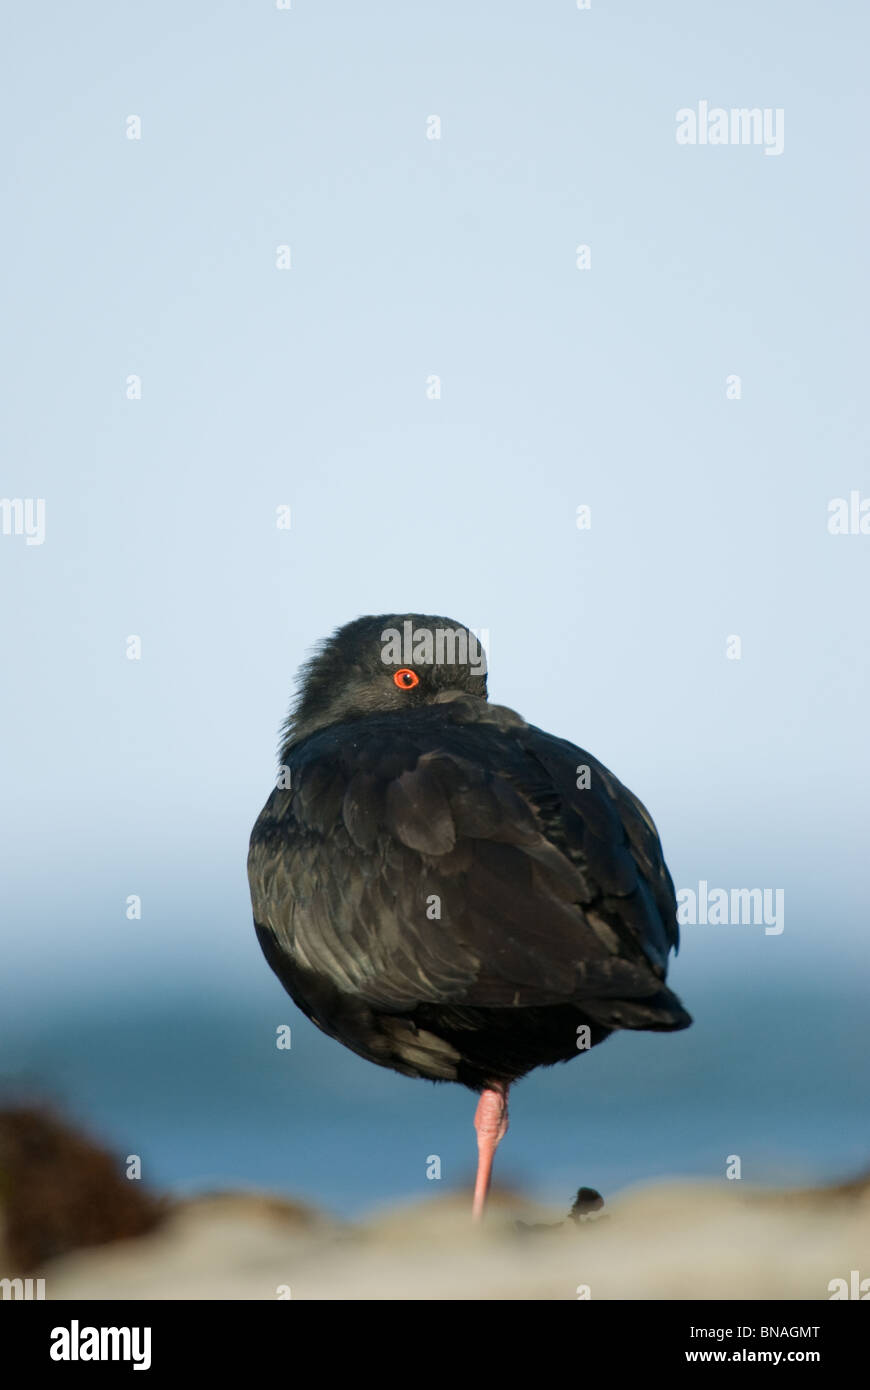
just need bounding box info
[0,1105,165,1273]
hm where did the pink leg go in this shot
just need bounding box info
[471,1083,510,1221]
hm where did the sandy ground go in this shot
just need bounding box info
[20,1176,870,1301]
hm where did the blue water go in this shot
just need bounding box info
[2,971,868,1217]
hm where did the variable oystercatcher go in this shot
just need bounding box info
[248,614,691,1218]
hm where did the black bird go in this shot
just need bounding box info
[248,614,691,1218]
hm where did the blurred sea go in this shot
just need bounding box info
[2,974,868,1218]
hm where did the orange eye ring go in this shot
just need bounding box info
[393,667,420,690]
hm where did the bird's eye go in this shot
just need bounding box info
[393,668,420,690]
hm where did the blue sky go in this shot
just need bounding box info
[2,0,868,1022]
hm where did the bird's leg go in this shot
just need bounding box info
[471,1083,510,1221]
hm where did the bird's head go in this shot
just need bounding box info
[281,613,489,752]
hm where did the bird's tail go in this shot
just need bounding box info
[580,985,692,1032]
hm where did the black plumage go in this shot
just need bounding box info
[248,613,690,1208]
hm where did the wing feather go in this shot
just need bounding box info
[248,704,680,1018]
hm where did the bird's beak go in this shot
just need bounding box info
[432,689,482,705]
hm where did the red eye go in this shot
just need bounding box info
[393,668,420,690]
